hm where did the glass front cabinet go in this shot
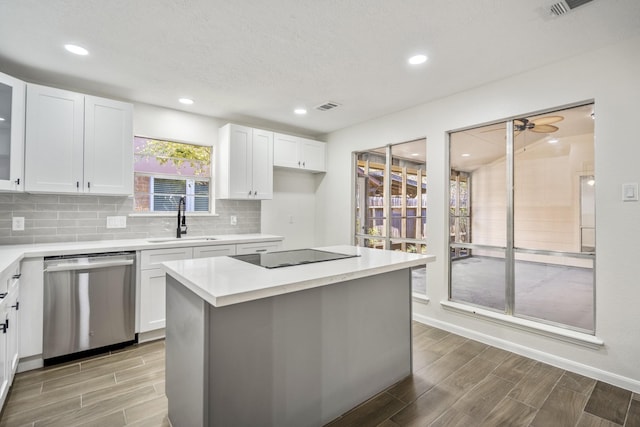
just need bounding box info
[0,72,26,192]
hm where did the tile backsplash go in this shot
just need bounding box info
[0,193,260,245]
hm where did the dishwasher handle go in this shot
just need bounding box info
[45,259,134,273]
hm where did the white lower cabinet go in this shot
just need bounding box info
[0,264,20,410]
[139,247,193,334]
[236,241,282,254]
[140,269,169,333]
[18,258,43,362]
[139,241,280,337]
[193,244,236,259]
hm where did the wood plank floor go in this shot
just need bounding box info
[1,323,638,426]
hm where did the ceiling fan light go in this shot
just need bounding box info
[408,54,428,65]
[64,44,89,55]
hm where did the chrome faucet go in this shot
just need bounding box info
[177,196,187,238]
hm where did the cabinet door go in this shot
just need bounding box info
[25,84,84,193]
[0,306,8,409]
[0,72,25,192]
[140,268,166,333]
[251,128,273,199]
[140,247,193,269]
[273,133,300,169]
[236,241,282,254]
[300,139,326,173]
[227,124,253,199]
[84,96,133,195]
[6,290,19,377]
[193,244,236,258]
[18,257,43,359]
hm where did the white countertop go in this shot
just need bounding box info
[162,245,435,307]
[0,234,283,273]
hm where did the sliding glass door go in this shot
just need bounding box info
[449,103,595,332]
[354,139,427,294]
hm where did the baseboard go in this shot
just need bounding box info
[138,328,165,343]
[17,355,44,373]
[412,312,640,394]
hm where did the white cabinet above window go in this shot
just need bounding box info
[0,72,25,192]
[216,124,273,200]
[24,84,133,195]
[274,133,326,173]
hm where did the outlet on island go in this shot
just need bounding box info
[230,215,237,226]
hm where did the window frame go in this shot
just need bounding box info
[447,102,596,334]
[132,135,215,215]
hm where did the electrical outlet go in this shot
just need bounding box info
[106,216,127,229]
[12,217,25,231]
[230,215,237,226]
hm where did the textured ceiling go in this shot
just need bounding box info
[0,0,639,137]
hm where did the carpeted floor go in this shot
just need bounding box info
[450,256,594,331]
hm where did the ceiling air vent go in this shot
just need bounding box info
[315,101,341,112]
[549,0,594,16]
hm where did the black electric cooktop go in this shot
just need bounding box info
[231,248,359,269]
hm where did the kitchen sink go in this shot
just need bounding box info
[146,236,218,243]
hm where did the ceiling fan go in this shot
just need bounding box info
[513,115,563,133]
[481,115,564,135]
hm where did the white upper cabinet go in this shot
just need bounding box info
[24,84,133,195]
[274,133,326,173]
[84,96,133,195]
[216,124,273,200]
[0,72,26,192]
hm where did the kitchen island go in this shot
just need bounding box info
[162,245,435,427]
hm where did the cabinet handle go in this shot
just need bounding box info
[14,178,20,185]
[12,302,19,311]
[12,274,21,279]
[0,322,5,334]
[87,182,91,189]
[77,181,80,189]
[254,191,257,196]
[248,190,252,196]
[298,161,301,167]
[303,161,306,167]
[0,293,6,299]
[256,249,268,252]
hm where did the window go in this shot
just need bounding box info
[448,103,595,333]
[133,137,212,213]
[354,139,428,295]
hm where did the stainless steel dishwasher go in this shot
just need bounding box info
[43,252,136,362]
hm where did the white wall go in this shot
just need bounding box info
[319,35,640,392]
[134,102,321,246]
[133,103,224,146]
[261,169,322,250]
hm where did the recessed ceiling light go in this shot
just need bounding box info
[587,179,595,186]
[461,153,471,157]
[408,54,428,65]
[411,153,420,157]
[64,44,89,56]
[294,108,307,115]
[0,117,5,122]
[179,98,194,105]
[548,138,559,144]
